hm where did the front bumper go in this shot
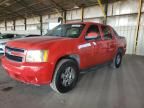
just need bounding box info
[1,56,54,85]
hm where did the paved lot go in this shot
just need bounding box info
[0,55,144,108]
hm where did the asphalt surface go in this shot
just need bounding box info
[0,55,144,108]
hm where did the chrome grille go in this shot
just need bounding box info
[5,46,25,62]
[5,46,24,53]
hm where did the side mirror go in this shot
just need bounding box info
[85,32,100,40]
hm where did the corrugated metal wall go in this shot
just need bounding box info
[15,19,25,33]
[106,0,144,55]
[0,0,144,55]
[136,14,144,55]
[107,15,137,54]
[26,17,41,34]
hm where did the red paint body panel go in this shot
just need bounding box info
[2,56,55,85]
[1,22,126,85]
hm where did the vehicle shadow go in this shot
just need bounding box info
[78,62,111,82]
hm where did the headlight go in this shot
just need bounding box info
[26,50,48,62]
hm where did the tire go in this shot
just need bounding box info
[111,52,122,68]
[50,59,79,93]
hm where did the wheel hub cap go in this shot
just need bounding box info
[61,67,75,87]
[116,55,121,65]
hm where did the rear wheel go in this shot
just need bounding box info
[111,52,122,68]
[50,59,79,93]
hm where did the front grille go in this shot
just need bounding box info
[5,53,23,62]
[5,46,24,53]
[5,46,25,62]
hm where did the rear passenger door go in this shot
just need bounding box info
[100,25,117,61]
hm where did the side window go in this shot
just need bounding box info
[101,26,113,40]
[86,25,101,40]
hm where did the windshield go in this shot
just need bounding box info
[45,24,85,38]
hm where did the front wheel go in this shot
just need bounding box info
[50,59,79,93]
[111,52,122,68]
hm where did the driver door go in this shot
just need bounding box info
[83,24,103,67]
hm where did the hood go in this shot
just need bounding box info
[7,36,73,49]
[0,39,10,44]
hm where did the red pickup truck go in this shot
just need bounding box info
[2,22,126,93]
